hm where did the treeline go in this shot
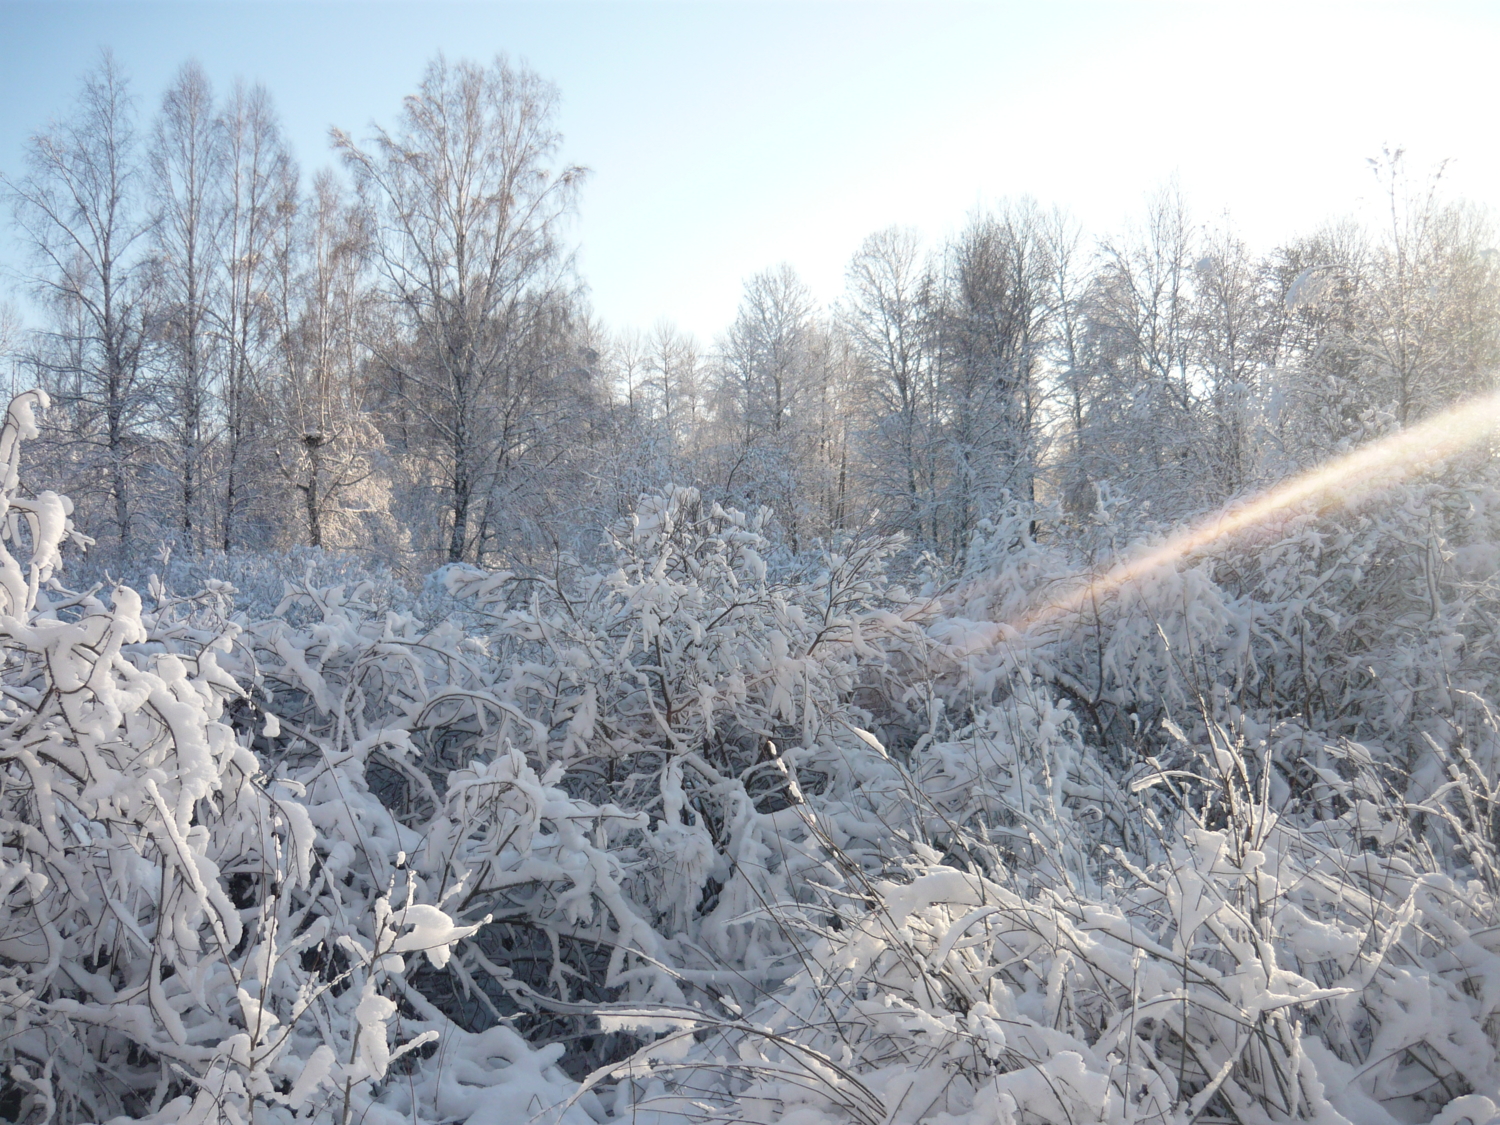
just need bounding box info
[3,51,1498,574]
[0,52,594,567]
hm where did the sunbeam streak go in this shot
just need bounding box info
[983,387,1500,636]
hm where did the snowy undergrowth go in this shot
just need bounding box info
[3,396,1500,1123]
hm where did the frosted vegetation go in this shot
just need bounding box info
[3,51,1500,1125]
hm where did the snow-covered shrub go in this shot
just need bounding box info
[945,461,1500,798]
[855,474,1500,1122]
[1220,464,1500,794]
[61,545,420,626]
[594,715,1500,1125]
[8,380,1500,1124]
[0,394,570,1125]
[442,485,926,771]
[168,486,929,1094]
[433,489,912,987]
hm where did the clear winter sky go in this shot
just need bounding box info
[1,1,1497,344]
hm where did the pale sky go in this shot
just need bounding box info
[1,1,1497,344]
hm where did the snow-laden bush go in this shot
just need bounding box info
[230,485,930,1081]
[580,474,1500,1124]
[596,722,1500,1125]
[7,385,1500,1124]
[845,475,1500,1122]
[0,393,576,1125]
[440,485,926,772]
[945,464,1500,801]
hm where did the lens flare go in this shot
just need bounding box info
[981,388,1500,635]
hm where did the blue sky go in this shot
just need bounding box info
[1,1,1498,343]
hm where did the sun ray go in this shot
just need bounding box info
[973,388,1500,637]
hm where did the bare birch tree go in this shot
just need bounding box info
[1,51,154,557]
[334,54,584,562]
[151,60,222,549]
[843,226,933,542]
[929,204,1052,555]
[268,171,384,549]
[217,79,295,549]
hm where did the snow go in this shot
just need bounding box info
[2,405,1500,1124]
